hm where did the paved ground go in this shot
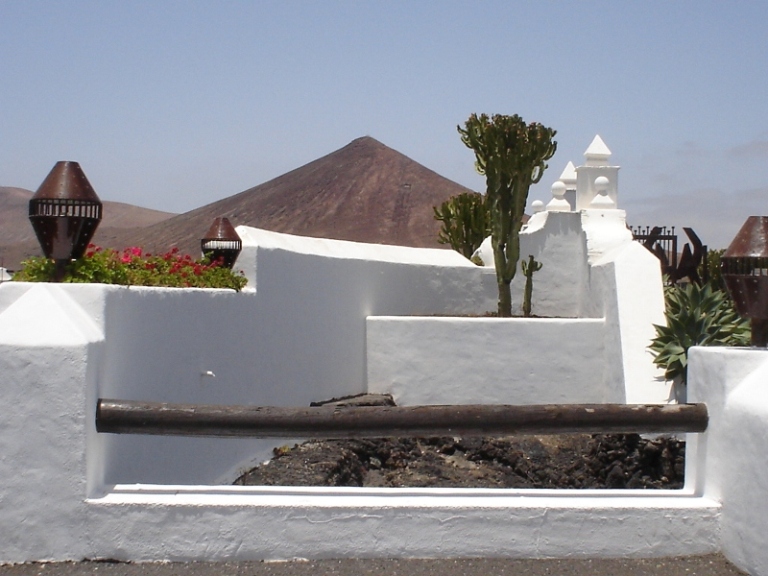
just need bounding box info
[0,555,747,576]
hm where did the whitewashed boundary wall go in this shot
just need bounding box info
[687,347,768,576]
[4,314,759,564]
[369,210,668,405]
[0,222,680,564]
[367,317,613,404]
[0,231,505,488]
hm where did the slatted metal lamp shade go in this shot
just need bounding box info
[28,161,102,280]
[201,217,242,269]
[721,216,768,346]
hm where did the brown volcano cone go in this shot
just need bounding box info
[110,137,476,257]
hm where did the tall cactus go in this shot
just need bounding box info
[458,114,557,316]
[433,192,491,260]
[521,255,543,317]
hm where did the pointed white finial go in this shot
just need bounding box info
[584,135,611,166]
[559,161,577,187]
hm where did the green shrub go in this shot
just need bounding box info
[13,245,247,291]
[649,281,749,384]
[698,248,725,290]
[433,192,490,260]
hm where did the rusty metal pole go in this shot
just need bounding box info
[721,216,768,347]
[28,162,102,282]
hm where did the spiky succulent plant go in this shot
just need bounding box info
[650,281,750,384]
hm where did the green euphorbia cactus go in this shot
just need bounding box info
[458,113,557,316]
[433,192,490,260]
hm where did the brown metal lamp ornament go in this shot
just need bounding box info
[201,217,241,269]
[721,216,768,346]
[29,161,103,281]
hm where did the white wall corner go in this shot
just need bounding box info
[0,283,105,561]
[685,348,768,575]
[610,242,667,403]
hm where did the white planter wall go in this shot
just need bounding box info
[367,316,615,405]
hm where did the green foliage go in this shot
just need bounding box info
[521,255,543,317]
[458,113,557,316]
[433,192,491,260]
[649,281,750,384]
[13,245,247,291]
[698,248,725,290]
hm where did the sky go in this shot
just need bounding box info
[2,1,768,249]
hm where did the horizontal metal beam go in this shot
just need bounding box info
[96,399,708,438]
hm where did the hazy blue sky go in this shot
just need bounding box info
[2,1,767,248]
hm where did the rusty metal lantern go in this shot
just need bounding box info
[29,161,102,280]
[201,217,241,269]
[721,216,768,346]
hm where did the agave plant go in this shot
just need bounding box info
[650,281,750,384]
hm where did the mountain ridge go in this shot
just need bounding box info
[0,137,475,269]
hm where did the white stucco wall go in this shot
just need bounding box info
[367,317,617,405]
[0,285,100,560]
[0,230,506,488]
[82,488,719,562]
[0,220,684,563]
[395,210,668,404]
[474,211,591,318]
[686,347,768,576]
[0,216,663,495]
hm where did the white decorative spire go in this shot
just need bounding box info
[584,135,611,166]
[559,161,577,187]
[557,161,577,210]
[575,135,620,210]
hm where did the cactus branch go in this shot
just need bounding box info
[433,192,490,260]
[521,255,543,317]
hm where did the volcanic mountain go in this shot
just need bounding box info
[106,136,476,257]
[1,137,476,268]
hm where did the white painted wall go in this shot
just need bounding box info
[687,347,768,576]
[0,230,505,488]
[0,284,99,561]
[0,217,676,563]
[410,210,668,404]
[83,488,719,562]
[367,317,616,405]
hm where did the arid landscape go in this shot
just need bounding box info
[0,137,471,270]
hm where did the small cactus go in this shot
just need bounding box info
[521,255,542,317]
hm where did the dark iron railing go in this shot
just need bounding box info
[631,225,708,284]
[630,225,679,278]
